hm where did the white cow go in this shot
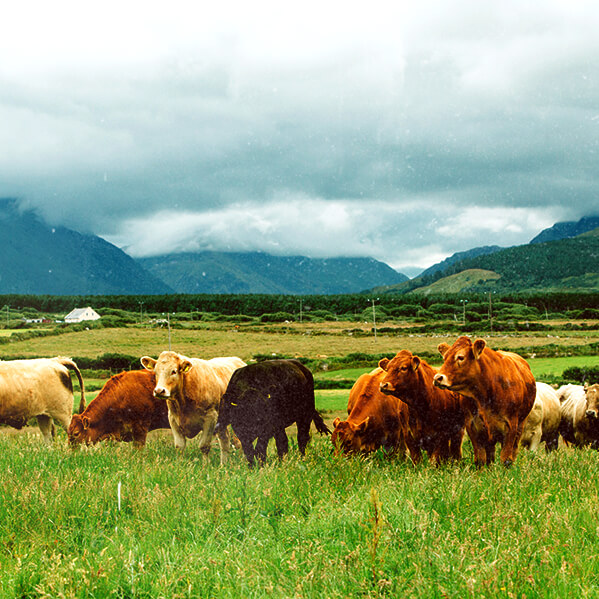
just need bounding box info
[141,351,245,463]
[0,357,85,442]
[520,382,561,451]
[557,383,599,448]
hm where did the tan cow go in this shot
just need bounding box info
[558,383,599,448]
[519,382,561,452]
[434,336,536,466]
[141,351,245,463]
[0,357,85,443]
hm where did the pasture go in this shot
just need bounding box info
[1,322,599,597]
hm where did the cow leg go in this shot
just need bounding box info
[168,412,187,450]
[255,436,270,465]
[239,436,256,467]
[544,433,559,452]
[499,420,523,467]
[274,429,289,460]
[297,419,311,455]
[36,415,55,444]
[132,428,148,448]
[215,422,232,466]
[527,430,542,452]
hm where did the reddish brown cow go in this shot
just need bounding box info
[434,336,536,467]
[331,368,408,456]
[378,350,466,463]
[68,370,169,447]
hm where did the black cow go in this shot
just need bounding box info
[216,359,331,466]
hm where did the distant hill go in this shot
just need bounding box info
[530,215,599,244]
[371,227,599,295]
[418,245,504,279]
[138,251,408,295]
[410,269,501,295]
[0,199,172,295]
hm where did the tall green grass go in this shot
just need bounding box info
[1,432,599,598]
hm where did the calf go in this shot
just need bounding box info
[434,336,536,466]
[558,383,599,448]
[217,359,330,466]
[0,357,85,443]
[379,350,466,463]
[519,382,561,452]
[68,370,169,447]
[141,351,245,463]
[332,367,408,456]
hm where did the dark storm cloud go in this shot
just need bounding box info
[1,0,598,273]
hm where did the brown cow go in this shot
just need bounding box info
[331,367,408,456]
[434,336,536,467]
[141,351,246,463]
[0,357,85,443]
[68,370,169,447]
[519,382,561,452]
[558,383,599,448]
[378,350,466,463]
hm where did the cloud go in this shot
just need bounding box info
[1,0,598,274]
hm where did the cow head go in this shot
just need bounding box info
[331,417,374,455]
[433,336,486,395]
[141,351,192,399]
[378,351,421,401]
[585,383,599,421]
[67,414,96,445]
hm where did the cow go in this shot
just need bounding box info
[68,370,169,447]
[519,382,561,452]
[332,367,408,457]
[0,357,85,443]
[216,359,330,466]
[434,336,536,467]
[378,350,466,463]
[557,383,599,448]
[141,351,245,463]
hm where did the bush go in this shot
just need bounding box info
[259,312,295,323]
[562,366,599,385]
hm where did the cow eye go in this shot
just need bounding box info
[457,355,465,363]
[171,369,177,376]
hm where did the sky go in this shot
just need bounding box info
[1,0,598,277]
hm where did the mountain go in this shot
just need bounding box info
[138,251,408,295]
[372,226,599,295]
[530,215,599,244]
[418,245,504,279]
[0,199,172,295]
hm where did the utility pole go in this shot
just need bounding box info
[460,299,467,326]
[488,292,493,333]
[299,298,303,323]
[138,301,144,326]
[370,298,378,340]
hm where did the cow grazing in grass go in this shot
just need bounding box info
[0,357,85,443]
[519,382,561,452]
[68,370,169,447]
[434,336,536,466]
[217,359,330,466]
[332,367,408,457]
[557,383,599,448]
[141,351,245,463]
[379,350,466,463]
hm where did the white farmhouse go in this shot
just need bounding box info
[64,307,101,324]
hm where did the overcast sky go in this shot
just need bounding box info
[2,1,598,276]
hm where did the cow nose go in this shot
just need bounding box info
[433,373,446,388]
[379,382,390,392]
[586,410,597,419]
[154,387,169,398]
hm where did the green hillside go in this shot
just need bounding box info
[138,251,408,295]
[410,269,501,295]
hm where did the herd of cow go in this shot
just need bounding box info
[0,335,598,467]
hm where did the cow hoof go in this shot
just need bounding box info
[502,459,513,468]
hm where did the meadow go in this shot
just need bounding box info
[1,319,599,597]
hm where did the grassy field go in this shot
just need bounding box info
[1,323,599,597]
[1,433,599,598]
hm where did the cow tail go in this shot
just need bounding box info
[56,357,86,413]
[313,410,331,435]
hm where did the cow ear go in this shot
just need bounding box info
[357,417,370,433]
[437,343,450,358]
[180,360,193,373]
[141,356,157,371]
[333,417,341,428]
[82,416,90,430]
[378,358,390,371]
[411,356,421,372]
[473,339,486,360]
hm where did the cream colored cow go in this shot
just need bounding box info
[520,382,561,451]
[141,351,245,463]
[0,357,85,442]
